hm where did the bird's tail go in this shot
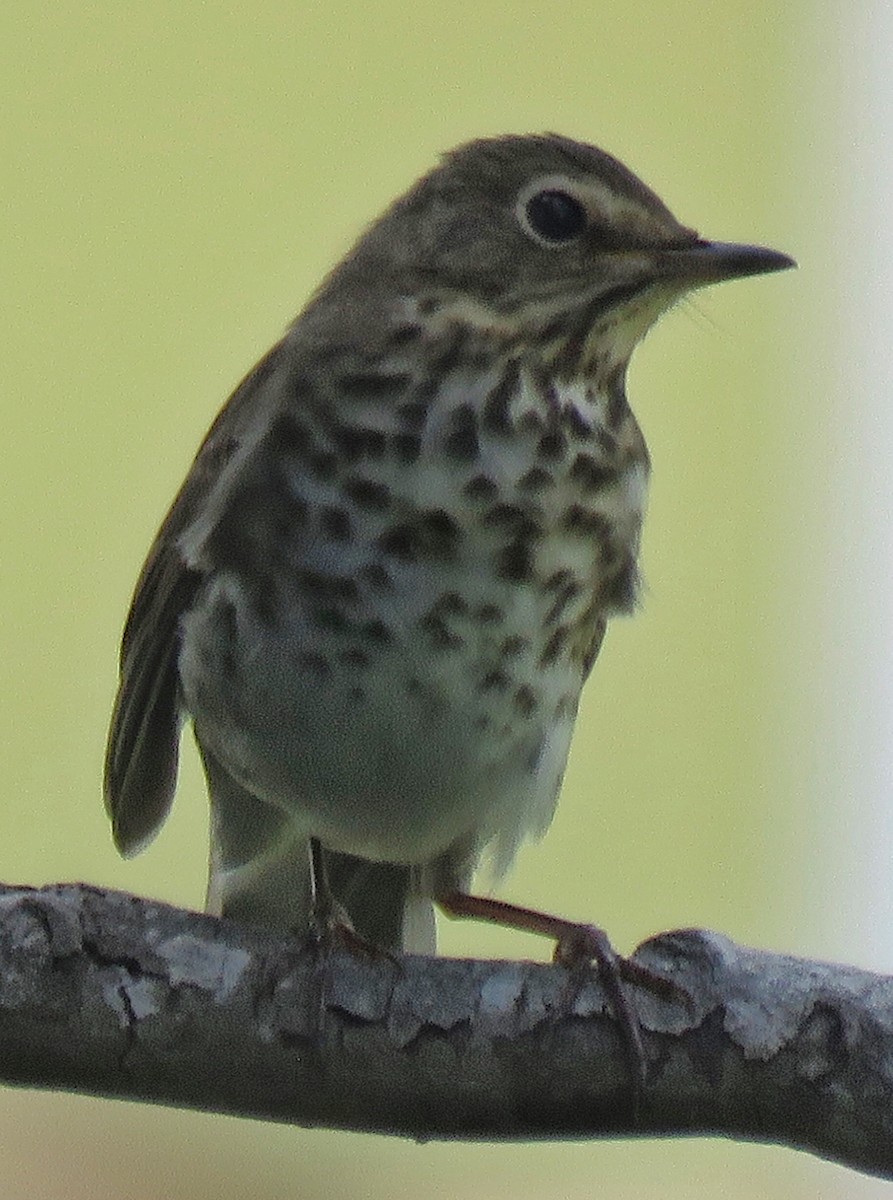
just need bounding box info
[203,750,436,953]
[325,850,437,954]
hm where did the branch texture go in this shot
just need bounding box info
[0,883,889,1179]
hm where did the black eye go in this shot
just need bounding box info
[524,189,587,244]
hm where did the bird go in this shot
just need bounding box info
[104,133,793,969]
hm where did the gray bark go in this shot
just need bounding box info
[0,882,889,1179]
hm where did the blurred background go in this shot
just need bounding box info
[0,0,887,1195]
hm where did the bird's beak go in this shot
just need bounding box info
[654,239,796,287]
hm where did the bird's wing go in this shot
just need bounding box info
[103,341,289,855]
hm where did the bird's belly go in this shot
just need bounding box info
[180,565,585,866]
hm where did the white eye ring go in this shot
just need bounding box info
[516,177,589,248]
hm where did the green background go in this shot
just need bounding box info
[0,0,858,1196]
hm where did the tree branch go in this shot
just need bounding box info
[0,882,889,1179]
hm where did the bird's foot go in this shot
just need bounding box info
[437,890,688,1114]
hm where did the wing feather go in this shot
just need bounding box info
[103,341,289,854]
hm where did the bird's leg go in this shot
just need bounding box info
[308,837,352,941]
[306,838,380,1043]
[308,839,397,962]
[436,890,684,1107]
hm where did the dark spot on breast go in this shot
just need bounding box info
[537,430,568,461]
[443,404,480,462]
[475,603,503,624]
[463,474,498,502]
[561,505,612,540]
[517,411,544,434]
[596,427,618,456]
[482,504,541,543]
[496,540,535,582]
[545,580,583,625]
[343,477,391,511]
[359,562,392,590]
[419,611,464,651]
[518,466,553,493]
[308,450,339,481]
[432,591,469,616]
[565,407,592,440]
[397,400,429,429]
[538,626,568,667]
[413,375,441,404]
[482,502,524,528]
[428,324,469,375]
[392,433,422,464]
[606,366,630,429]
[311,608,352,634]
[378,524,417,562]
[538,315,568,345]
[480,669,510,692]
[339,372,412,400]
[531,364,560,414]
[601,557,640,612]
[320,506,352,541]
[358,619,392,644]
[330,425,388,462]
[269,414,338,482]
[482,361,520,434]
[542,568,574,593]
[296,570,359,603]
[500,635,529,659]
[270,412,313,458]
[268,490,309,539]
[389,324,421,348]
[417,509,462,559]
[513,685,537,717]
[569,454,618,493]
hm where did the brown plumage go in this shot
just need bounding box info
[105,133,793,959]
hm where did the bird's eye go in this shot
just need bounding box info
[523,189,587,245]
